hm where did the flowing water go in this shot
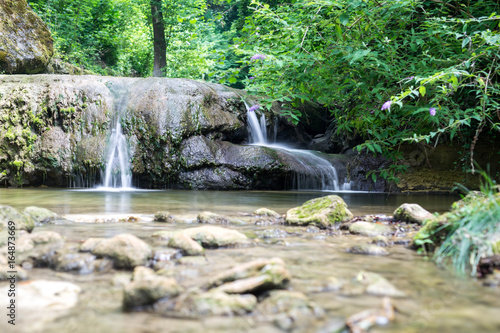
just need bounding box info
[245,104,351,191]
[1,189,500,333]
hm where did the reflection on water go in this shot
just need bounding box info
[0,188,459,216]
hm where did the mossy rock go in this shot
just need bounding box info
[451,191,487,210]
[0,205,35,232]
[285,195,353,228]
[393,203,433,225]
[23,206,58,223]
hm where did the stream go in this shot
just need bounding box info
[1,189,500,333]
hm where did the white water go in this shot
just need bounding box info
[245,104,351,191]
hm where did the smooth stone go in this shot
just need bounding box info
[0,265,28,280]
[123,266,183,310]
[91,234,152,269]
[154,211,177,223]
[168,233,205,256]
[371,235,391,247]
[23,206,58,223]
[253,208,282,218]
[79,237,105,252]
[173,290,257,316]
[197,211,246,225]
[182,225,250,248]
[347,244,389,256]
[393,203,433,225]
[16,231,65,266]
[349,222,393,236]
[53,252,112,274]
[0,205,35,232]
[356,271,406,298]
[285,195,353,228]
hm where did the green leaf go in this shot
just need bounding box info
[189,18,197,25]
[228,77,237,84]
[419,86,426,97]
[339,13,349,26]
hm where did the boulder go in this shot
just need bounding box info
[393,203,433,225]
[286,195,353,228]
[181,226,250,248]
[91,234,152,269]
[123,266,183,310]
[168,232,205,256]
[53,252,112,274]
[197,211,245,225]
[0,0,53,74]
[451,191,487,210]
[79,237,105,252]
[349,221,394,236]
[23,206,58,223]
[0,205,35,232]
[172,290,257,316]
[154,211,177,223]
[16,231,65,267]
[253,208,281,218]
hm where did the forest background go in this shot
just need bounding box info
[27,0,500,182]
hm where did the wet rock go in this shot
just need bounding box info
[23,206,58,223]
[207,257,290,294]
[451,191,487,210]
[168,232,205,256]
[16,231,65,267]
[393,203,433,225]
[294,277,343,293]
[182,226,251,248]
[0,205,35,232]
[91,234,152,269]
[53,252,112,274]
[197,211,246,225]
[371,235,391,247]
[123,266,183,310]
[153,211,176,223]
[255,290,324,331]
[254,208,282,218]
[172,290,257,316]
[349,221,394,236]
[79,237,105,252]
[355,271,406,298]
[255,229,296,239]
[0,280,80,329]
[178,256,208,266]
[0,265,28,280]
[285,195,353,228]
[0,0,54,74]
[346,297,395,333]
[347,244,389,256]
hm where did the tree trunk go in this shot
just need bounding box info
[150,0,166,77]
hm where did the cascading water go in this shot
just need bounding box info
[245,103,351,191]
[100,83,133,190]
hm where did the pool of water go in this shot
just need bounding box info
[0,188,459,216]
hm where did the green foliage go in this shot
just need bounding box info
[228,0,500,180]
[414,170,500,275]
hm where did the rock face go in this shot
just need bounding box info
[0,0,53,74]
[0,75,380,190]
[286,195,353,228]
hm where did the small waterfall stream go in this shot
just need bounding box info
[245,103,351,191]
[99,83,133,190]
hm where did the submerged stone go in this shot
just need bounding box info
[197,211,246,225]
[253,208,282,218]
[182,226,251,248]
[24,206,58,223]
[355,271,406,298]
[173,290,257,316]
[0,205,35,232]
[349,222,394,236]
[285,195,353,228]
[91,234,152,269]
[347,244,389,256]
[393,203,433,225]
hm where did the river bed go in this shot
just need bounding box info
[1,189,499,333]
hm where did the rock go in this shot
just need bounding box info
[372,235,391,247]
[123,266,183,310]
[451,191,487,210]
[285,195,353,228]
[53,252,112,274]
[16,231,65,267]
[207,257,290,293]
[349,222,394,236]
[255,290,324,331]
[0,0,53,74]
[197,211,245,225]
[23,206,58,223]
[355,271,406,298]
[0,205,35,232]
[255,229,296,239]
[393,203,433,225]
[346,297,395,333]
[172,290,257,316]
[182,226,251,248]
[347,244,389,256]
[0,280,80,329]
[168,232,205,256]
[253,208,281,218]
[79,237,105,252]
[154,211,177,223]
[0,265,28,280]
[91,234,152,269]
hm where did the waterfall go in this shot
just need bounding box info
[245,103,351,191]
[99,82,133,190]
